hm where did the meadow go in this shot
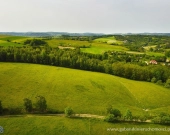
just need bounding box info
[93,36,123,45]
[0,35,31,47]
[0,35,166,57]
[0,63,170,116]
[46,39,128,54]
[0,116,170,135]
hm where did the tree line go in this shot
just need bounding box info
[1,99,170,124]
[0,46,170,86]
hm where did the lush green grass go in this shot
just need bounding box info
[0,40,22,47]
[0,36,27,41]
[126,51,145,55]
[94,36,123,45]
[46,39,91,48]
[0,63,170,116]
[146,52,165,57]
[0,116,170,135]
[81,43,128,54]
[0,35,31,47]
[47,39,128,54]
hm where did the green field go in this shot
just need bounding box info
[47,39,128,54]
[0,35,28,41]
[0,63,170,116]
[94,36,123,45]
[146,52,165,57]
[0,35,30,47]
[0,116,170,135]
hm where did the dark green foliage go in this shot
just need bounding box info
[165,79,170,88]
[64,107,73,117]
[107,107,121,118]
[9,108,22,115]
[35,96,47,113]
[24,39,47,46]
[0,45,170,85]
[151,77,157,83]
[114,35,170,52]
[105,114,118,122]
[0,100,3,115]
[23,98,33,113]
[156,80,163,85]
[152,113,170,124]
[124,110,133,120]
[165,50,170,57]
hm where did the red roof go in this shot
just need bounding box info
[149,60,157,64]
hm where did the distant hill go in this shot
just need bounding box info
[0,32,104,37]
[0,32,170,37]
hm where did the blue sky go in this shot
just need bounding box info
[0,0,170,33]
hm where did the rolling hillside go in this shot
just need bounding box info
[0,63,170,116]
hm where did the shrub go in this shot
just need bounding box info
[105,114,118,122]
[151,77,157,83]
[64,107,73,117]
[124,110,133,121]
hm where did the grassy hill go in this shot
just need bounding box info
[0,63,170,116]
[0,35,31,47]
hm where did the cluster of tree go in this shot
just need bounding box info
[0,96,47,115]
[105,106,146,123]
[114,35,170,52]
[105,106,170,125]
[23,96,47,113]
[0,97,75,117]
[59,35,105,42]
[24,39,47,46]
[151,78,170,88]
[152,113,170,124]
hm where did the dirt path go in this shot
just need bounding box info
[0,113,152,123]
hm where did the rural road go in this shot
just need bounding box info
[0,113,151,123]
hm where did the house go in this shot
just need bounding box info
[166,59,170,63]
[149,60,158,65]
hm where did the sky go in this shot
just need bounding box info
[0,0,170,33]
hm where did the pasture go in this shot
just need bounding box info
[94,36,123,45]
[0,63,170,116]
[0,116,170,135]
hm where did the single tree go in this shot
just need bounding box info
[35,96,47,113]
[124,109,133,121]
[64,107,73,117]
[23,98,32,113]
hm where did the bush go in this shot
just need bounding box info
[139,115,147,122]
[156,80,163,85]
[106,106,121,118]
[9,108,22,115]
[111,109,121,118]
[105,114,118,122]
[152,116,161,123]
[124,110,133,121]
[151,77,157,83]
[64,107,73,117]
